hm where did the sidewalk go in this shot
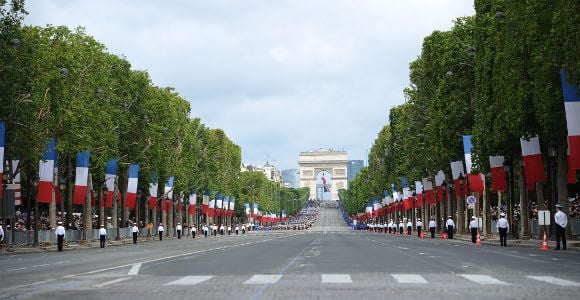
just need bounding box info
[452,233,580,251]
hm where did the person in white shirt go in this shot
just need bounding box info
[219,224,225,235]
[429,218,436,238]
[191,225,196,239]
[416,218,423,237]
[469,216,478,243]
[497,212,509,247]
[212,224,218,236]
[388,220,393,234]
[99,225,107,248]
[176,223,182,239]
[241,224,246,234]
[235,225,240,235]
[446,216,455,239]
[158,223,164,241]
[55,221,66,252]
[406,220,413,235]
[227,225,232,235]
[132,223,139,244]
[554,204,568,250]
[202,224,208,238]
[398,220,404,235]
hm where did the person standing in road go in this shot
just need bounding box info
[227,225,232,235]
[446,216,455,239]
[416,218,423,237]
[398,220,404,235]
[241,224,246,234]
[469,216,478,243]
[388,220,393,234]
[497,212,509,247]
[158,223,164,241]
[191,225,196,239]
[406,219,413,235]
[176,223,182,239]
[55,221,65,252]
[99,225,107,248]
[219,224,225,235]
[235,224,239,235]
[203,224,208,237]
[554,204,568,250]
[212,224,217,236]
[429,218,436,238]
[132,223,139,244]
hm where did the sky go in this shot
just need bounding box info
[24,0,475,170]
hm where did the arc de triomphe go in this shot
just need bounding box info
[299,149,348,201]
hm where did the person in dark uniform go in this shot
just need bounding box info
[99,225,107,248]
[55,221,65,252]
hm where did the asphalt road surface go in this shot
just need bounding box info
[1,208,579,300]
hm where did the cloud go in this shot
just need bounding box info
[24,0,474,170]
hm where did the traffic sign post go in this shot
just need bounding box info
[538,210,550,225]
[466,195,477,209]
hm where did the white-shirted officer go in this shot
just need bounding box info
[132,223,139,244]
[398,220,404,235]
[446,216,455,239]
[235,224,239,235]
[429,218,436,238]
[55,221,65,252]
[416,218,423,237]
[241,224,246,234]
[0,222,4,245]
[554,204,568,250]
[191,224,196,238]
[176,223,182,239]
[158,223,164,241]
[99,225,107,248]
[203,224,208,238]
[227,225,232,235]
[388,220,393,234]
[406,219,412,235]
[469,216,478,243]
[497,212,509,247]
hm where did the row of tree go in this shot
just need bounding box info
[341,0,579,237]
[0,1,306,229]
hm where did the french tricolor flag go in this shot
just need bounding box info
[520,135,545,190]
[188,192,197,216]
[561,70,580,172]
[149,172,158,210]
[245,203,251,218]
[0,123,4,197]
[104,159,117,208]
[216,194,223,216]
[163,176,174,211]
[38,138,56,203]
[202,190,209,214]
[229,197,235,217]
[435,170,446,201]
[73,150,90,205]
[422,178,436,205]
[489,156,506,192]
[463,135,484,194]
[253,203,258,217]
[125,164,140,209]
[415,181,424,207]
[450,160,467,197]
[12,160,22,206]
[208,198,215,217]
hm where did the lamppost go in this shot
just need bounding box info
[59,179,66,220]
[136,191,141,229]
[31,175,39,247]
[458,173,465,234]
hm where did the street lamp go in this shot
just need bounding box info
[466,46,476,57]
[31,174,39,247]
[136,191,142,228]
[495,11,506,22]
[59,179,66,220]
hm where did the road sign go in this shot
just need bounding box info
[538,210,551,225]
[466,196,477,205]
[477,217,483,229]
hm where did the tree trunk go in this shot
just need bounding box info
[67,157,74,227]
[119,168,128,227]
[99,186,105,227]
[484,177,491,238]
[49,172,57,229]
[83,172,92,242]
[112,177,118,229]
[519,160,530,240]
[557,144,571,239]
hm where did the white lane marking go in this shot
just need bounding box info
[32,264,50,268]
[164,276,213,286]
[244,275,282,284]
[528,254,539,257]
[527,276,580,287]
[63,233,298,278]
[459,274,509,285]
[391,274,427,284]
[93,277,131,288]
[321,274,352,283]
[7,267,27,271]
[128,263,142,275]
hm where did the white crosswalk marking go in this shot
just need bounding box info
[391,274,427,284]
[527,276,580,287]
[243,274,282,284]
[459,274,509,285]
[321,274,352,283]
[164,276,213,286]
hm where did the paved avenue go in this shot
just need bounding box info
[1,208,579,299]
